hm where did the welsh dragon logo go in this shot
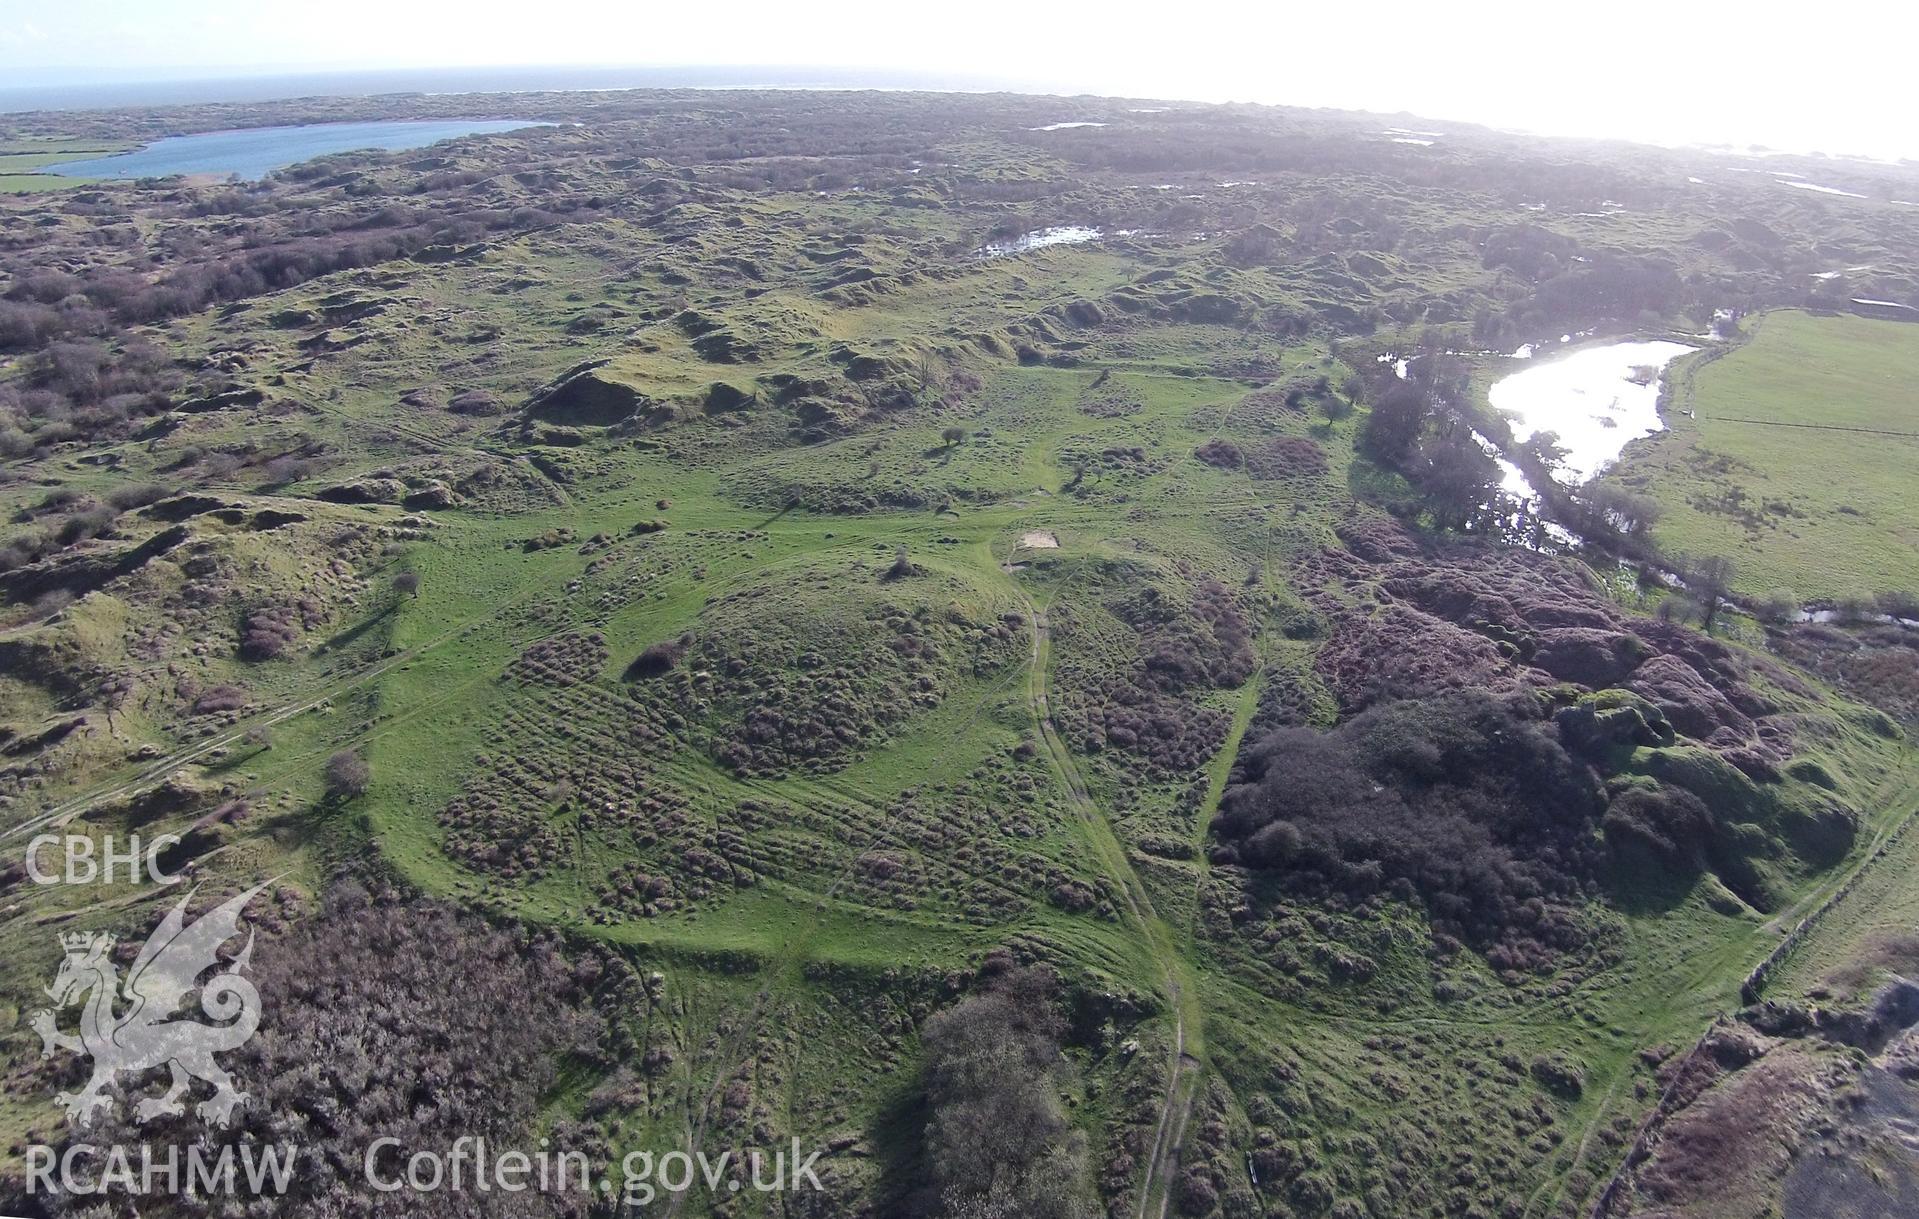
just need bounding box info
[31,883,268,1128]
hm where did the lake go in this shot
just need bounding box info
[47,120,549,182]
[1487,339,1697,497]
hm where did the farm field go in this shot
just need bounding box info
[0,176,82,194]
[0,139,125,192]
[1608,309,1919,602]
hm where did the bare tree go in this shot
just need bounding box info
[920,968,1095,1219]
[918,351,947,395]
[1688,555,1738,632]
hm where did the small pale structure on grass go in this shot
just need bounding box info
[1019,530,1060,550]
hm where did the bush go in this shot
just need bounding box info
[1602,784,1714,871]
[625,636,689,679]
[260,454,314,486]
[1753,589,1802,625]
[447,388,503,416]
[48,882,603,1217]
[1530,1053,1586,1097]
[104,481,171,511]
[1245,435,1329,480]
[240,604,300,659]
[1878,589,1919,621]
[1194,438,1244,469]
[54,506,116,546]
[1215,690,1606,961]
[324,750,371,799]
[190,684,249,715]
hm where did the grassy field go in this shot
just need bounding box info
[1607,309,1919,602]
[0,175,78,193]
[0,138,126,191]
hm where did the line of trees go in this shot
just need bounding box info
[1358,343,1762,637]
[1359,349,1503,530]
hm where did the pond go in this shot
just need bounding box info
[1486,339,1697,497]
[974,226,1103,259]
[47,120,549,181]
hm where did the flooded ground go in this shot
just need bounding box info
[1780,179,1868,199]
[1486,339,1697,496]
[974,226,1102,258]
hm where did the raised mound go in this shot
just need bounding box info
[628,561,1025,776]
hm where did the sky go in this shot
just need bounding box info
[4,0,1917,161]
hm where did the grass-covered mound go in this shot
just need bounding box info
[1050,565,1257,776]
[629,558,1025,776]
[435,669,687,881]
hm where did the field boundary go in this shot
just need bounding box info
[1705,417,1919,439]
[1742,764,1919,1004]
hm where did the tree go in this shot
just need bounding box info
[941,425,968,448]
[1361,381,1427,464]
[392,569,420,598]
[920,968,1095,1219]
[1413,425,1500,530]
[324,749,371,800]
[1878,589,1919,621]
[1587,484,1662,537]
[917,352,947,394]
[1687,555,1738,632]
[1517,430,1570,471]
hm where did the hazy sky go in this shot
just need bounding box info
[4,0,1916,160]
